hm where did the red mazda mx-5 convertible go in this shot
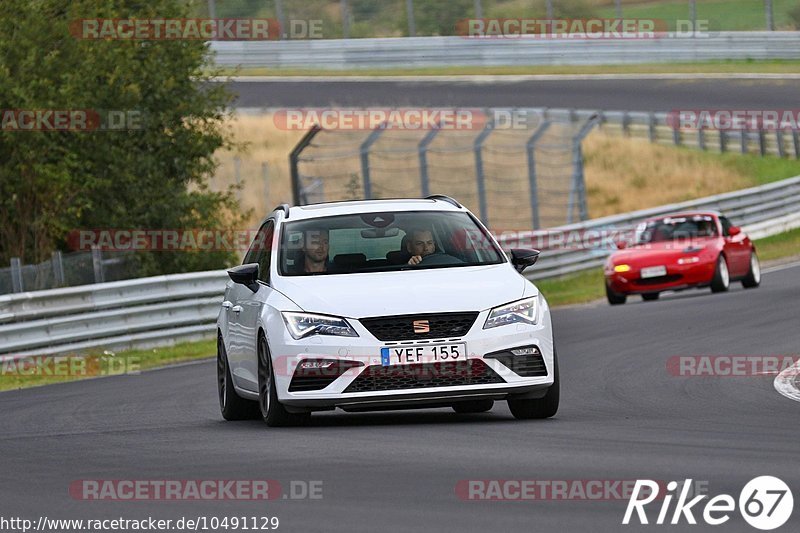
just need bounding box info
[604,211,761,305]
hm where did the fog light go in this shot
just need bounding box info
[510,346,540,356]
[678,257,700,265]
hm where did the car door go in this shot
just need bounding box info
[718,216,748,277]
[230,219,276,392]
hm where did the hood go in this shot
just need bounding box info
[612,238,717,262]
[273,264,528,318]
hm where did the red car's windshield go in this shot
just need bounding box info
[636,216,718,244]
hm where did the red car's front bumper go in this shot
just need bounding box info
[605,260,716,294]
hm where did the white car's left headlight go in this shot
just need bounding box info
[282,312,359,340]
[484,297,538,329]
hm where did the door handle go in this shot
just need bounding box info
[222,301,233,310]
[231,305,243,314]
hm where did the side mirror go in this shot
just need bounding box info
[228,263,260,293]
[615,239,628,250]
[510,248,540,273]
[728,226,741,236]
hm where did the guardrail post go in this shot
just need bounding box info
[474,120,494,225]
[360,122,387,199]
[418,125,441,197]
[91,246,105,284]
[758,129,766,156]
[793,130,800,159]
[52,251,65,287]
[647,112,656,143]
[10,257,23,293]
[569,114,600,224]
[525,121,551,230]
[776,131,786,158]
[289,125,322,205]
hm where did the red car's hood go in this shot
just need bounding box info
[612,238,718,264]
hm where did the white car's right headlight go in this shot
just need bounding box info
[483,297,538,329]
[282,312,359,340]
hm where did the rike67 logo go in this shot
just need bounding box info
[623,477,793,530]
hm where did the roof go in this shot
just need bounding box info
[644,210,722,222]
[285,198,465,221]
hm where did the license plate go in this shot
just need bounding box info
[381,343,466,366]
[641,265,667,278]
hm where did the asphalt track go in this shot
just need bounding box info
[223,77,800,112]
[1,263,798,533]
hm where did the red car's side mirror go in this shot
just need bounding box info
[615,240,627,250]
[728,226,741,236]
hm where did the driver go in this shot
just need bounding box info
[406,228,437,265]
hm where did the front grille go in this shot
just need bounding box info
[360,312,479,341]
[634,274,682,286]
[288,359,364,392]
[484,347,548,378]
[343,359,504,393]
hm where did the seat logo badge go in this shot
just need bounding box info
[413,320,430,334]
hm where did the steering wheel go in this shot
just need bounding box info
[418,253,465,266]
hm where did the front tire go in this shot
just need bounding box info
[218,336,259,421]
[710,254,730,293]
[257,334,309,427]
[452,400,494,414]
[507,348,560,420]
[741,251,761,289]
[606,283,627,305]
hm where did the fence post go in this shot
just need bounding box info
[360,123,387,199]
[765,0,775,31]
[648,112,656,143]
[91,246,105,284]
[289,125,322,206]
[474,120,494,225]
[758,129,766,156]
[741,129,748,154]
[234,156,242,204]
[406,0,415,36]
[569,114,600,224]
[621,111,630,137]
[776,130,786,158]
[697,126,706,151]
[418,125,442,197]
[274,0,286,40]
[525,121,551,230]
[474,0,482,18]
[793,130,800,159]
[10,257,23,293]
[340,0,350,38]
[52,250,65,286]
[672,124,681,146]
[719,130,727,153]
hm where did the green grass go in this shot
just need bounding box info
[0,339,216,392]
[708,151,800,186]
[537,226,800,306]
[597,0,799,31]
[214,60,800,78]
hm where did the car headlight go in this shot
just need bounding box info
[614,264,631,273]
[281,312,358,340]
[484,297,538,329]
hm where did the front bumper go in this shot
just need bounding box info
[605,260,715,294]
[267,306,555,409]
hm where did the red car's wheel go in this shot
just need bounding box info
[710,255,730,293]
[606,283,626,305]
[741,252,761,289]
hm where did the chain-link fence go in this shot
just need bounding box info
[0,250,140,295]
[290,109,599,230]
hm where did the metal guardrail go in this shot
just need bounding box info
[523,175,800,280]
[1,175,798,358]
[210,32,800,69]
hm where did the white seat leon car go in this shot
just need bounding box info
[216,196,558,426]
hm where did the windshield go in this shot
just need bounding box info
[636,215,718,244]
[279,210,505,276]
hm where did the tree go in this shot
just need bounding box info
[0,0,245,275]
